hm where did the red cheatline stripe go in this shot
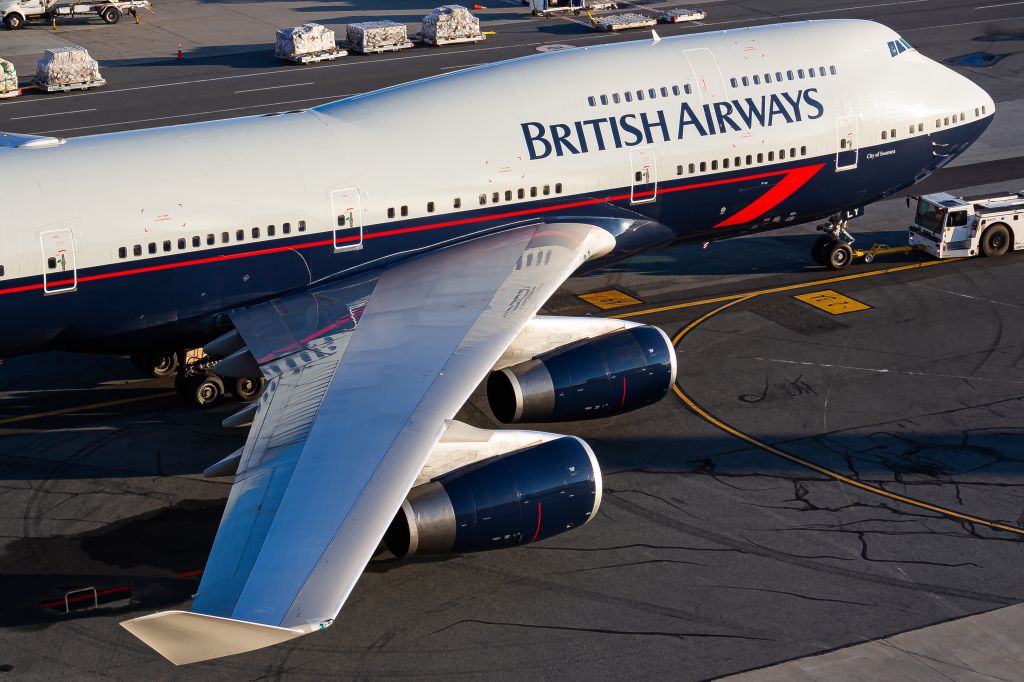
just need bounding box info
[531,501,543,543]
[713,163,825,228]
[0,165,816,297]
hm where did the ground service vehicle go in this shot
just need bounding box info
[0,0,149,29]
[909,191,1024,258]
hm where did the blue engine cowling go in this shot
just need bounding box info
[383,436,602,557]
[487,325,677,423]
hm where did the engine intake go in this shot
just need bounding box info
[384,436,601,557]
[487,325,676,423]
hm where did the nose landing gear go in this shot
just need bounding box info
[812,214,857,271]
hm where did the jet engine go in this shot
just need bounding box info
[383,436,601,557]
[487,325,676,423]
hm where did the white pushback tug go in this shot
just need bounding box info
[909,191,1024,259]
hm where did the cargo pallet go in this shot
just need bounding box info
[422,33,485,46]
[36,78,105,92]
[275,47,347,64]
[593,13,657,31]
[342,40,414,54]
[658,8,706,23]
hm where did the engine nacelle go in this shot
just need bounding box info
[487,325,676,423]
[383,436,601,557]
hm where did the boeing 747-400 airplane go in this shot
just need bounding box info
[0,19,994,664]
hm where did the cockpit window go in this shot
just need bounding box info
[887,38,913,57]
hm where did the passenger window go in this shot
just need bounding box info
[745,154,752,165]
[236,229,244,241]
[753,75,760,85]
[790,147,796,157]
[684,84,692,94]
[676,165,683,176]
[600,95,608,105]
[779,149,786,159]
[699,161,707,172]
[787,70,794,80]
[711,160,718,170]
[47,257,56,269]
[935,119,941,128]
[730,77,738,88]
[492,191,500,203]
[387,207,395,219]
[819,66,826,76]
[756,153,763,163]
[635,171,643,181]
[891,128,896,138]
[975,107,980,117]
[505,190,512,201]
[587,96,596,107]
[283,222,291,234]
[427,201,435,213]
[909,125,915,135]
[193,235,201,247]
[518,188,525,199]
[741,76,749,86]
[206,234,214,246]
[944,117,949,125]
[118,247,127,259]
[807,67,815,78]
[723,158,730,169]
[177,238,186,250]
[881,130,887,140]
[400,206,408,217]
[648,88,656,98]
[671,85,680,96]
[800,146,806,156]
[479,194,487,206]
[734,156,741,166]
[636,90,644,101]
[960,112,965,122]
[530,187,538,197]
[688,163,696,173]
[453,197,461,209]
[660,86,668,97]
[775,71,783,81]
[612,93,621,104]
[134,244,142,256]
[162,240,171,253]
[543,184,550,195]
[830,65,837,75]
[555,183,562,193]
[764,73,772,83]
[797,69,805,78]
[252,227,260,239]
[298,220,306,232]
[768,151,774,161]
[625,91,633,102]
[918,123,924,132]
[268,225,275,236]
[149,242,157,254]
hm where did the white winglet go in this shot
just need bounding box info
[121,611,311,665]
[651,30,661,44]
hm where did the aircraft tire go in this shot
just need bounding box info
[981,224,1010,257]
[131,351,180,378]
[187,374,224,408]
[826,240,853,270]
[811,236,831,265]
[232,376,265,402]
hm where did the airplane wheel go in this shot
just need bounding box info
[826,241,853,270]
[187,374,224,408]
[811,236,831,266]
[862,252,875,264]
[233,376,265,403]
[131,351,180,378]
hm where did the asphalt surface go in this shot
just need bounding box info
[2,1,1024,680]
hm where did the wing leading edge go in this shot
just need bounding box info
[122,222,616,664]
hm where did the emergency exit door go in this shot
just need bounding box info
[330,187,363,251]
[39,228,77,294]
[836,116,859,171]
[629,146,658,204]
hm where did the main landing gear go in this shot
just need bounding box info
[173,350,265,409]
[811,214,857,270]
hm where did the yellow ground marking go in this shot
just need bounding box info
[579,289,642,310]
[612,258,958,319]
[0,391,176,426]
[666,290,1024,536]
[794,289,871,315]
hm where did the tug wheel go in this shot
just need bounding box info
[981,224,1010,257]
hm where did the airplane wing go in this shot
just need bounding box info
[121,222,615,664]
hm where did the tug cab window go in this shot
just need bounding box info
[947,210,968,227]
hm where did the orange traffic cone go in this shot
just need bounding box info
[472,3,486,8]
[177,43,183,60]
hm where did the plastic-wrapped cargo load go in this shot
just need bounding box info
[346,20,409,52]
[0,58,17,96]
[35,46,102,87]
[422,5,482,43]
[275,23,336,56]
[593,13,657,31]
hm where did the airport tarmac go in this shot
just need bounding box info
[2,0,1024,679]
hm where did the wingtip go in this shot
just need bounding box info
[121,610,308,665]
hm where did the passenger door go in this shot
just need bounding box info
[39,228,77,294]
[629,146,658,204]
[330,187,363,252]
[836,116,859,171]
